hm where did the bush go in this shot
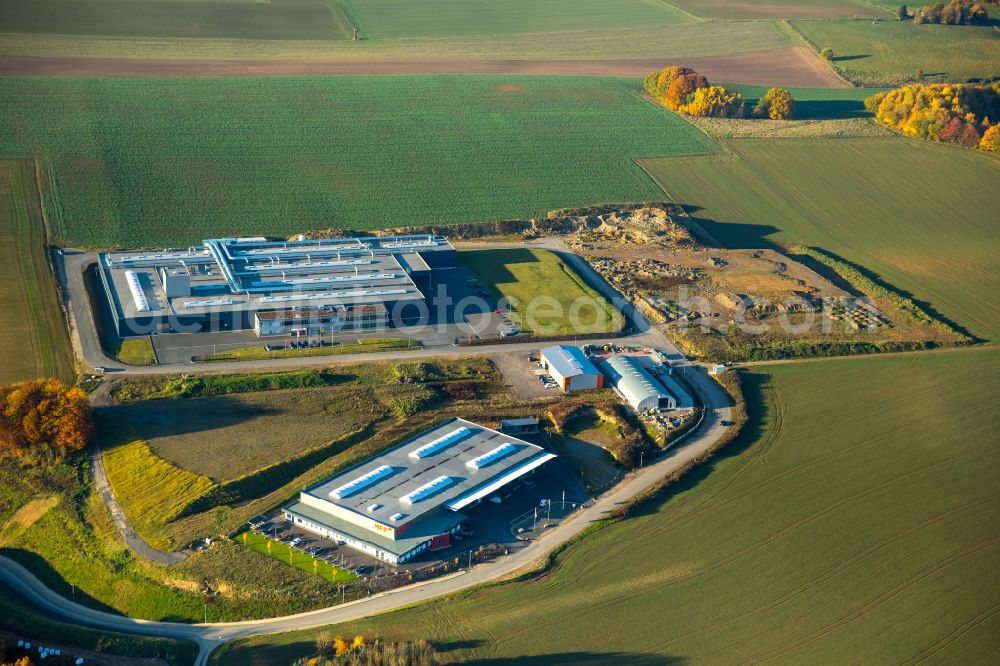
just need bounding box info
[752,88,795,120]
[819,47,833,61]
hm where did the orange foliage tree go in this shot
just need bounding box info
[643,66,745,118]
[0,379,93,463]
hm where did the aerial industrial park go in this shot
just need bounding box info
[0,4,996,665]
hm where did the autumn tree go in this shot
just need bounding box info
[819,47,833,60]
[643,66,708,111]
[0,379,93,464]
[679,85,746,118]
[752,88,795,120]
[866,82,1000,152]
[980,124,1000,153]
[351,635,367,651]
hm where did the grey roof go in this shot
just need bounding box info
[541,345,601,379]
[304,418,554,530]
[600,355,671,407]
[285,500,464,557]
[99,234,454,320]
[657,372,695,409]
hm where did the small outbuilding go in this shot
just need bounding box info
[540,345,603,393]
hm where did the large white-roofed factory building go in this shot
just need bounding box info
[97,234,456,337]
[283,418,556,565]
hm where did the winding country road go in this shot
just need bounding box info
[1,360,733,665]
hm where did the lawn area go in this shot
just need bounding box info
[791,20,1000,85]
[667,0,882,19]
[195,338,416,362]
[0,76,718,247]
[237,531,357,583]
[0,17,787,61]
[640,138,1000,342]
[458,248,624,335]
[0,160,74,384]
[217,349,1000,664]
[339,0,692,39]
[0,0,351,40]
[113,337,156,366]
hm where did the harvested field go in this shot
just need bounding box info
[105,385,389,482]
[0,47,847,87]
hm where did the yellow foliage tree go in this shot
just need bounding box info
[351,634,366,651]
[678,86,745,118]
[981,125,1000,153]
[753,88,795,120]
[333,635,351,658]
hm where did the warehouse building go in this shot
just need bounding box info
[600,355,679,412]
[540,345,603,393]
[282,418,556,565]
[97,234,455,337]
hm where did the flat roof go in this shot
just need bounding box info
[305,418,554,529]
[99,234,455,321]
[254,304,388,322]
[541,345,601,379]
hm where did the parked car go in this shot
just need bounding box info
[488,495,502,504]
[289,537,302,547]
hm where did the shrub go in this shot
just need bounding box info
[897,3,910,18]
[819,47,833,60]
[752,87,795,120]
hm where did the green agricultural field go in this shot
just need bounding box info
[640,138,1000,342]
[0,76,718,248]
[458,248,624,335]
[0,20,788,61]
[0,0,352,40]
[339,0,692,39]
[0,160,75,384]
[792,20,1000,85]
[217,349,1000,664]
[666,0,882,19]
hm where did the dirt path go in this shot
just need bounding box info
[0,46,847,87]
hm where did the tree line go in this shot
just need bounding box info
[897,0,990,24]
[865,82,1000,153]
[643,66,794,119]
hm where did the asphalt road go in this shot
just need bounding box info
[1,359,732,665]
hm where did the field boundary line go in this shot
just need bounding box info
[778,20,855,88]
[653,0,706,23]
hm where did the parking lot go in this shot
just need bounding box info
[248,455,589,584]
[491,350,564,399]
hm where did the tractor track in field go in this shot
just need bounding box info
[0,46,848,87]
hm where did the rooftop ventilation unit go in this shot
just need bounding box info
[400,475,453,505]
[389,512,406,523]
[367,503,383,513]
[466,443,517,471]
[409,427,471,460]
[124,270,150,312]
[329,465,394,500]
